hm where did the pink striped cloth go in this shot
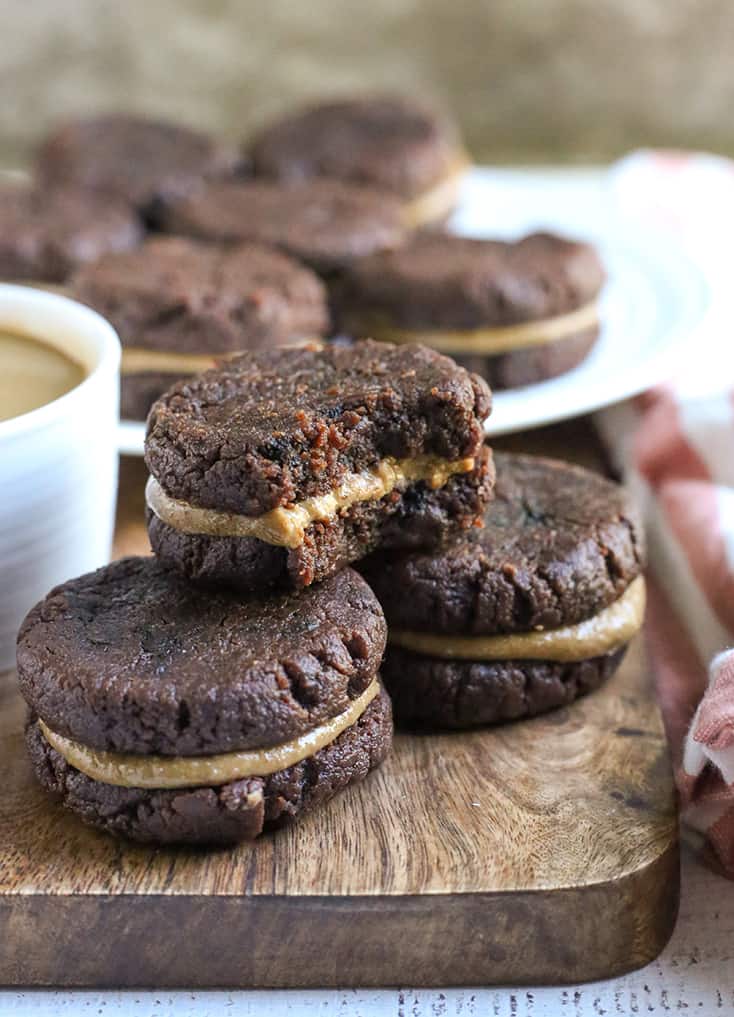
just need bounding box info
[597,151,734,876]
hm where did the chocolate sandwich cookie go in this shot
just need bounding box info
[0,183,142,283]
[145,339,494,591]
[70,236,329,421]
[158,178,408,274]
[35,113,242,219]
[18,557,392,845]
[334,232,605,389]
[248,94,468,228]
[360,452,646,728]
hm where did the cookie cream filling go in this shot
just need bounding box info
[121,339,320,377]
[146,454,476,549]
[402,156,470,229]
[367,300,600,356]
[389,575,646,661]
[38,679,380,790]
[121,348,224,376]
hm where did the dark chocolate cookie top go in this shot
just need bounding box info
[71,236,329,354]
[35,114,242,213]
[248,94,462,199]
[0,183,143,283]
[361,452,645,635]
[158,179,407,272]
[145,339,492,515]
[17,557,386,756]
[335,232,606,331]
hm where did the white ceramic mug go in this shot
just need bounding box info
[0,285,121,671]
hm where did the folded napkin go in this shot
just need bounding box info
[597,151,734,875]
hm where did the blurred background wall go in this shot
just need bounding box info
[1,0,732,165]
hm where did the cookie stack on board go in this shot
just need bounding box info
[16,339,495,845]
[14,92,646,849]
[362,452,646,729]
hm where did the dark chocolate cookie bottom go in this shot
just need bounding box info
[381,646,626,729]
[26,687,392,846]
[147,447,494,591]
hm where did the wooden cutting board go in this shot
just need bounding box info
[0,433,680,988]
[0,641,679,988]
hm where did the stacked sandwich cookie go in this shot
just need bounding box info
[0,182,143,284]
[333,232,605,388]
[247,94,469,229]
[18,338,495,845]
[360,453,646,728]
[35,112,244,222]
[156,178,409,277]
[144,339,494,590]
[18,561,390,846]
[70,236,330,421]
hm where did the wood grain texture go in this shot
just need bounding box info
[2,832,731,1016]
[0,423,680,988]
[0,636,678,986]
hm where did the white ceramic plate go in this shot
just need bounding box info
[118,417,148,457]
[118,166,711,453]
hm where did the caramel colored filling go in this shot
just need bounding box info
[146,454,475,549]
[402,156,470,229]
[367,301,600,356]
[39,680,380,790]
[121,339,321,377]
[389,576,646,662]
[121,348,223,376]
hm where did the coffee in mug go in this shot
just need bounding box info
[0,285,120,671]
[0,330,86,422]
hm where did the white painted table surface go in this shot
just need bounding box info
[2,838,732,1016]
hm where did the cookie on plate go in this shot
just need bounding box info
[0,183,143,283]
[360,452,645,728]
[70,236,329,421]
[145,339,494,590]
[248,94,468,228]
[18,558,392,846]
[35,113,242,218]
[333,232,605,389]
[157,178,408,274]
